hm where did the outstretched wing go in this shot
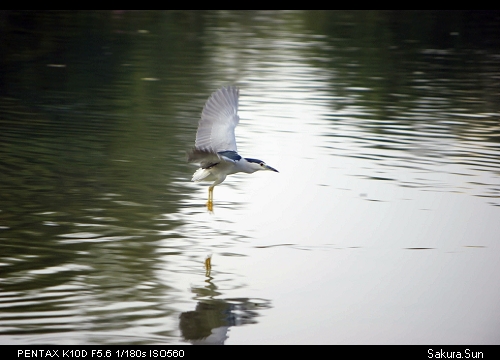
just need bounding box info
[195,86,240,152]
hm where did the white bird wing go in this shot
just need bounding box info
[195,86,240,152]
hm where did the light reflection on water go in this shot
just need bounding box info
[1,11,499,344]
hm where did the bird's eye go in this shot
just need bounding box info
[260,163,264,166]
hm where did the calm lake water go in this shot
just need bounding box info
[1,11,499,344]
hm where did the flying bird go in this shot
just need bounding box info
[188,86,278,211]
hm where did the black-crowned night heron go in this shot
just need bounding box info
[188,86,278,211]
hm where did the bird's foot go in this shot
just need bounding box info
[206,200,214,212]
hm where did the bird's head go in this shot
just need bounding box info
[244,158,279,173]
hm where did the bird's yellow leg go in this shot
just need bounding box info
[207,186,214,212]
[205,254,212,277]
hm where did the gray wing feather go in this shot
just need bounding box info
[187,148,237,169]
[195,86,240,152]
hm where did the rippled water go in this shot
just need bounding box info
[1,11,499,344]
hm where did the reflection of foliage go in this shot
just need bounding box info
[303,11,500,49]
[299,10,500,136]
[0,11,206,63]
[1,11,72,62]
[0,10,208,102]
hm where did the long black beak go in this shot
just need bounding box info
[266,165,279,173]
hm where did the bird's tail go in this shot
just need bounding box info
[192,168,211,182]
